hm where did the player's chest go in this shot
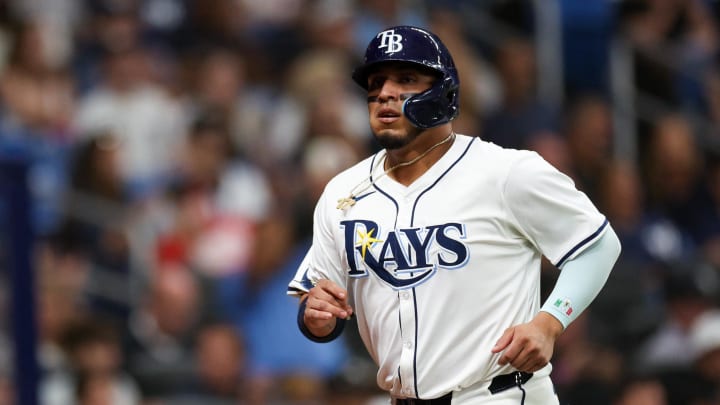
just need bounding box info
[331,184,516,290]
[336,175,506,229]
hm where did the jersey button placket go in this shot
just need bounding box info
[397,197,416,395]
[398,287,416,394]
[396,195,413,230]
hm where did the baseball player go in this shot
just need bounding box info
[288,26,621,404]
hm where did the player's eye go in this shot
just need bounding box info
[367,76,386,92]
[398,74,417,84]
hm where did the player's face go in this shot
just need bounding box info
[366,63,437,149]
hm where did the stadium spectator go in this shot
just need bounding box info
[563,95,614,201]
[123,265,203,400]
[74,45,187,199]
[215,214,349,404]
[482,37,560,150]
[40,316,140,405]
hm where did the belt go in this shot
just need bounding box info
[488,371,533,394]
[395,371,533,404]
[395,392,452,405]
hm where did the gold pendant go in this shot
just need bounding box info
[337,196,356,210]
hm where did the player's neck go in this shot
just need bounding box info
[384,127,455,186]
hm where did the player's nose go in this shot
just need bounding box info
[377,80,401,102]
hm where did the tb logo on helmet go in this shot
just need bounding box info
[377,29,403,53]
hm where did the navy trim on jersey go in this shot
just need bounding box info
[411,137,477,221]
[299,270,314,290]
[287,286,306,295]
[407,136,476,399]
[354,191,376,202]
[370,137,475,398]
[368,152,381,180]
[369,151,406,388]
[370,153,400,229]
[412,290,420,398]
[554,219,609,268]
[398,307,403,334]
[397,305,403,388]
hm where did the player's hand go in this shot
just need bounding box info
[491,312,564,373]
[302,279,354,337]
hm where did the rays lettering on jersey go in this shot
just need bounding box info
[340,220,468,289]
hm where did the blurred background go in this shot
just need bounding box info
[0,0,720,404]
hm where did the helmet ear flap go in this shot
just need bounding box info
[402,75,459,129]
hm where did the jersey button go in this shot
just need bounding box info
[404,341,413,349]
[400,291,410,300]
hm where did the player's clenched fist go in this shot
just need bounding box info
[302,279,354,338]
[491,312,564,373]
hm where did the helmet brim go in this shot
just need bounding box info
[352,59,444,90]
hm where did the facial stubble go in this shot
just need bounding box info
[374,125,424,150]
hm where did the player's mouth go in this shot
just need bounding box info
[376,107,401,124]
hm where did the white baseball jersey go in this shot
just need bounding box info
[288,134,607,399]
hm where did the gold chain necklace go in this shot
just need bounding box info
[337,132,456,210]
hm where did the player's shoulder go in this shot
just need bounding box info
[460,134,542,170]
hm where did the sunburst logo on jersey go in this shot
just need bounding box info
[356,228,383,260]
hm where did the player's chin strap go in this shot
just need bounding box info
[336,131,455,210]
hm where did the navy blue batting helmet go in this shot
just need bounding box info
[352,26,460,129]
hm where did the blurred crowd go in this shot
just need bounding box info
[0,0,720,404]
